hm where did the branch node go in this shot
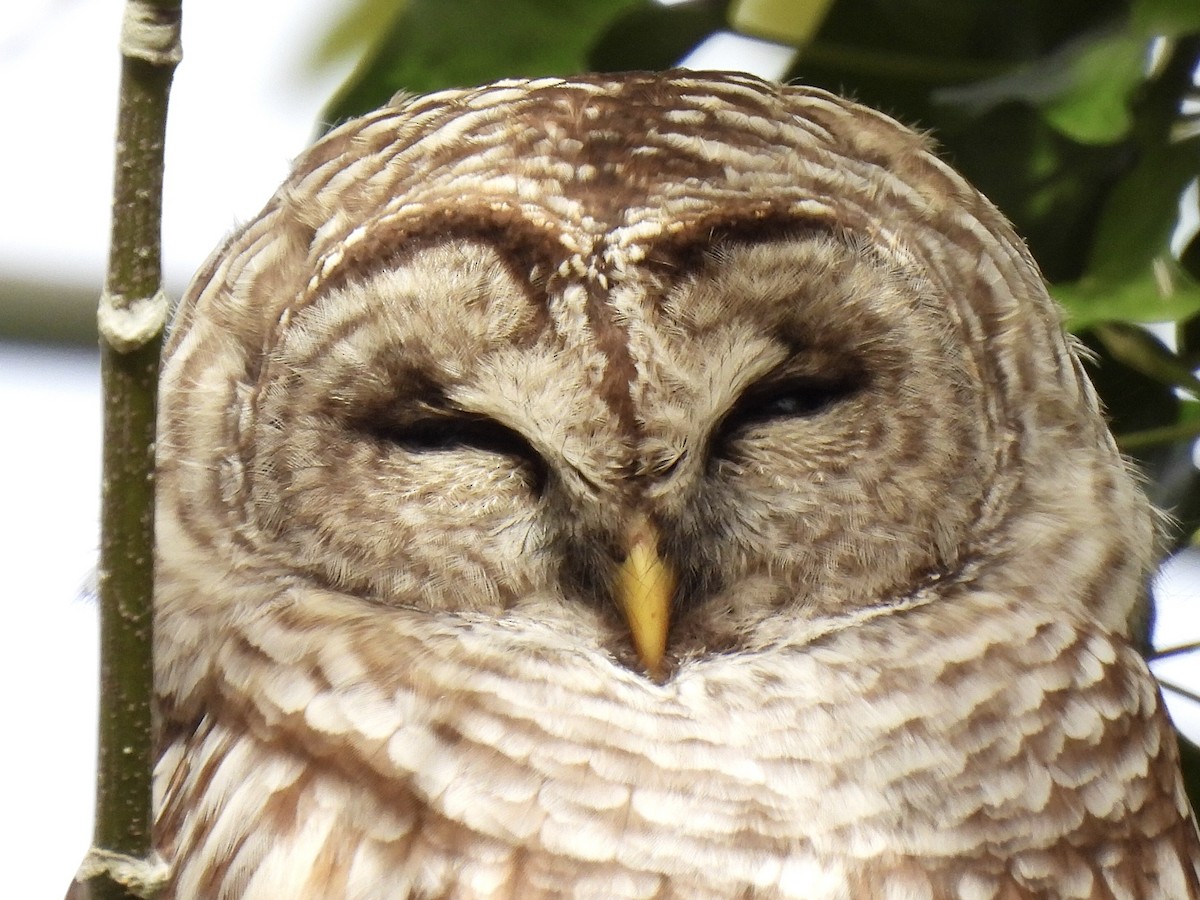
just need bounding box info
[99,288,168,352]
[74,847,170,898]
[120,0,183,66]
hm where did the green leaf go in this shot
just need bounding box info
[1132,0,1200,37]
[1114,399,1200,492]
[1054,136,1200,329]
[308,0,409,70]
[728,0,837,46]
[322,0,641,127]
[1092,321,1200,394]
[1038,32,1147,143]
[800,0,1128,74]
[1086,137,1200,281]
[935,27,1148,144]
[1117,419,1200,451]
[1055,266,1200,330]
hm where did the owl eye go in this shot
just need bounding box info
[360,413,548,486]
[716,376,859,443]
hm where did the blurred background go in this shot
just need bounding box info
[2,0,1198,895]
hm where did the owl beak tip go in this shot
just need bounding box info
[616,516,674,679]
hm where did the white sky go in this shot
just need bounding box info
[2,0,351,893]
[1,0,354,294]
[1,2,1199,896]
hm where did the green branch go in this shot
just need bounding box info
[1117,419,1200,451]
[72,1,181,898]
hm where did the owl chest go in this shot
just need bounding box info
[333,661,1002,887]
[160,613,1178,898]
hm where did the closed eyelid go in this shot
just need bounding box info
[712,371,863,444]
[359,412,549,490]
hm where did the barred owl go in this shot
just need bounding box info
[153,70,1200,898]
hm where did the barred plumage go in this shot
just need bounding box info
[154,70,1200,898]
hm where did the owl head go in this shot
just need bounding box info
[156,70,1153,690]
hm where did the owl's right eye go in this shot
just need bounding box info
[358,413,548,488]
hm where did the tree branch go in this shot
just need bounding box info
[72,1,181,898]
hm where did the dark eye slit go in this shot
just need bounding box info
[362,413,548,486]
[717,375,859,440]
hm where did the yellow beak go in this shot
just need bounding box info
[616,516,674,679]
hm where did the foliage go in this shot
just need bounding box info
[317,0,643,128]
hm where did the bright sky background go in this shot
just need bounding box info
[2,3,1198,897]
[2,0,352,893]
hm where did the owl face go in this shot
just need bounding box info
[157,71,1150,683]
[246,227,984,668]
